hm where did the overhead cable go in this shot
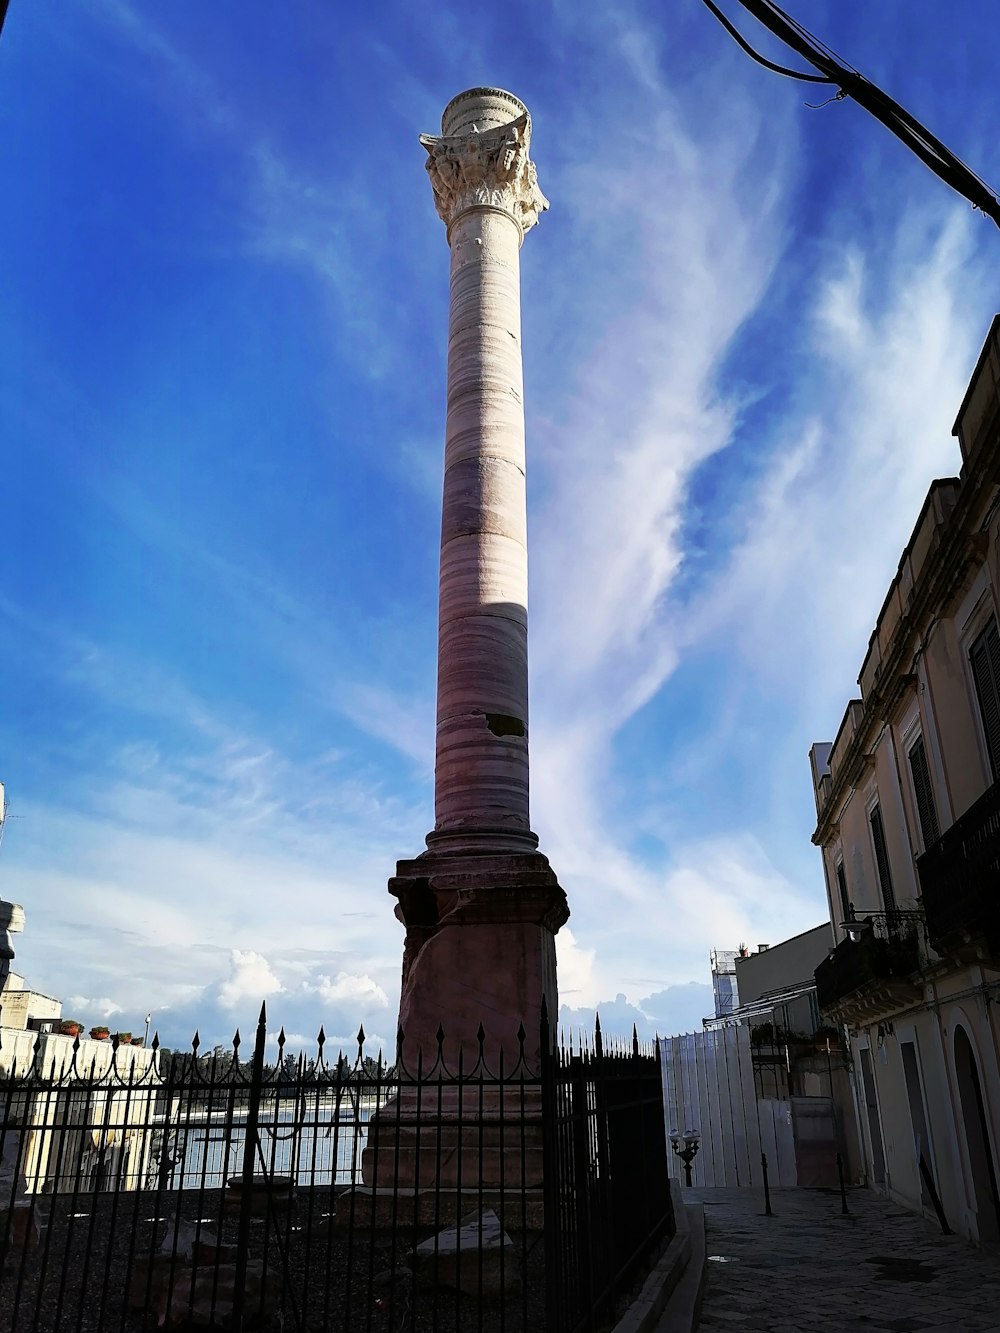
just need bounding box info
[700,0,1000,228]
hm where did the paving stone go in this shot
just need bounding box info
[691,1187,1000,1333]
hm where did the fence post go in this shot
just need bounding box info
[836,1151,849,1215]
[540,999,561,1333]
[761,1151,773,1216]
[232,1002,268,1332]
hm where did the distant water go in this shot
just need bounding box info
[161,1098,375,1191]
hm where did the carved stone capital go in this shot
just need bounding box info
[420,112,548,236]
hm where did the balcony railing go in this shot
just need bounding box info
[918,777,1000,963]
[815,912,921,1020]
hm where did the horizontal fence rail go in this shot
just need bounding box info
[0,1004,673,1331]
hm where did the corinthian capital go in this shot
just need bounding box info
[420,112,549,235]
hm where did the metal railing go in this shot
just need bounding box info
[918,776,1000,959]
[0,1004,672,1331]
[815,913,921,1014]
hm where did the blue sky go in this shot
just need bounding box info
[1,1,997,1054]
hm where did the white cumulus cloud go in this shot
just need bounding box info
[309,971,389,1008]
[218,950,284,1010]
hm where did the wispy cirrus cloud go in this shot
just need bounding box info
[7,1,999,1052]
[689,208,982,713]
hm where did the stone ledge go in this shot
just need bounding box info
[611,1181,697,1333]
[333,1186,545,1231]
[650,1201,706,1333]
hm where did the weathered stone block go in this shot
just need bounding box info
[413,1209,521,1298]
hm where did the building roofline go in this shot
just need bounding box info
[953,313,1000,439]
[734,923,830,959]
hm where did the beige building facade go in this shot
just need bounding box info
[1,899,158,1199]
[810,315,1000,1242]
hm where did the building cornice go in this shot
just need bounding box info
[813,433,1000,847]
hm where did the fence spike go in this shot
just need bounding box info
[233,1029,242,1053]
[317,1025,326,1048]
[258,1001,268,1024]
[192,1030,201,1053]
[357,1025,366,1050]
[632,1024,640,1056]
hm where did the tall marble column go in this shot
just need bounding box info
[423,88,546,855]
[385,89,568,1086]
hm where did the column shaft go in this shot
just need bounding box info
[434,207,533,848]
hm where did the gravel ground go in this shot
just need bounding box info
[0,1188,548,1332]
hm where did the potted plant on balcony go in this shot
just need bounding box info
[90,1025,110,1041]
[130,1036,143,1046]
[750,1021,784,1048]
[59,1019,84,1038]
[113,1031,132,1046]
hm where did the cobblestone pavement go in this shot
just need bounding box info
[693,1186,1000,1332]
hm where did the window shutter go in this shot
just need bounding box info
[869,802,896,911]
[907,735,940,850]
[970,617,1000,782]
[835,861,850,920]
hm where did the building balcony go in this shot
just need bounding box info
[815,912,922,1026]
[917,778,1000,965]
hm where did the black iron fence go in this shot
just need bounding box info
[0,1004,672,1331]
[541,1014,672,1333]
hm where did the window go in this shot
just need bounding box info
[835,859,850,921]
[869,802,896,911]
[907,734,940,850]
[971,617,1000,782]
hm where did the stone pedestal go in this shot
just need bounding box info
[390,850,567,1072]
[363,1083,544,1191]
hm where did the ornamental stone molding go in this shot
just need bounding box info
[420,87,548,236]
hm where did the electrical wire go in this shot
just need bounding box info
[700,0,1000,228]
[699,0,832,83]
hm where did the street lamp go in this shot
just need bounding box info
[839,903,873,943]
[669,1128,701,1186]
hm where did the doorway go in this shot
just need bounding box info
[954,1025,1000,1241]
[859,1046,886,1186]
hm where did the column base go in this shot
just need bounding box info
[363,1083,543,1189]
[368,846,568,1198]
[388,847,569,1071]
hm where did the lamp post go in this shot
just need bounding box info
[669,1128,701,1186]
[144,1013,151,1047]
